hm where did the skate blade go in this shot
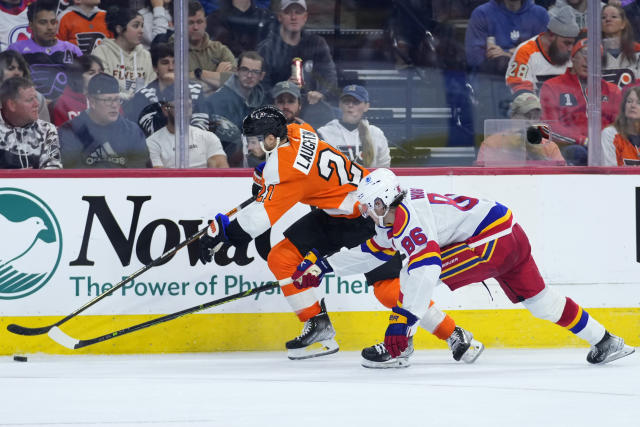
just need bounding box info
[361,356,411,369]
[287,339,339,360]
[461,339,484,364]
[598,345,635,365]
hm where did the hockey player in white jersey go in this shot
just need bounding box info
[295,168,635,366]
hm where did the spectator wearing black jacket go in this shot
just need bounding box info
[206,0,276,56]
[257,0,337,104]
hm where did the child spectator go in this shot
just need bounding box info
[602,85,640,165]
[137,0,173,49]
[50,55,103,126]
[57,0,112,55]
[91,6,156,101]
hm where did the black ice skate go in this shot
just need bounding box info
[586,331,635,364]
[286,299,339,360]
[447,326,484,363]
[361,337,414,369]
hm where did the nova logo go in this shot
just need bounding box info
[0,188,62,299]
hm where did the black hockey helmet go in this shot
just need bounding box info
[242,105,287,139]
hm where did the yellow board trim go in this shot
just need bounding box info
[1,308,638,355]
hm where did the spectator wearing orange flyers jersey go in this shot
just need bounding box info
[505,5,579,95]
[57,0,112,55]
[602,85,640,166]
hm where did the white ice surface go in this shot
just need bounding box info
[0,348,637,427]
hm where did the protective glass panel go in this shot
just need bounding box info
[43,1,640,169]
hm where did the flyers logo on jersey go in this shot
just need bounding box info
[294,129,319,175]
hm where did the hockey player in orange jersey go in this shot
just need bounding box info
[198,106,483,363]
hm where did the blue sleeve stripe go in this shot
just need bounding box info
[360,242,395,261]
[407,256,442,272]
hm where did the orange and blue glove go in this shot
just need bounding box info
[384,306,418,357]
[291,249,333,289]
[198,213,230,264]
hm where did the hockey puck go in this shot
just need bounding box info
[13,355,27,362]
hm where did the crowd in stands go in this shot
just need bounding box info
[0,0,639,170]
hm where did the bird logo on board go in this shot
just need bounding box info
[0,188,62,300]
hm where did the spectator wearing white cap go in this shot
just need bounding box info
[257,0,337,105]
[318,85,391,168]
[477,92,565,165]
[506,5,580,95]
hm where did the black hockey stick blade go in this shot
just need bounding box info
[7,323,55,336]
[48,279,288,350]
[7,196,256,337]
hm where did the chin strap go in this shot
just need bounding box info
[260,137,280,155]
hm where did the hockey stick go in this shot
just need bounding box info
[48,279,290,350]
[7,196,256,337]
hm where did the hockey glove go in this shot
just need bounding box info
[252,161,266,197]
[291,249,333,289]
[384,306,418,358]
[198,213,230,264]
